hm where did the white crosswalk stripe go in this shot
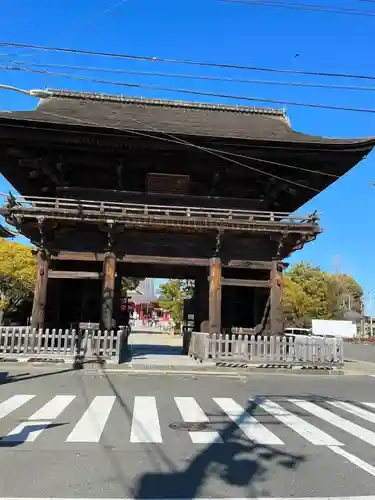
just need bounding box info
[66,396,116,443]
[130,396,162,443]
[328,400,375,424]
[213,397,284,445]
[290,399,375,447]
[175,397,223,444]
[255,399,343,446]
[1,393,375,452]
[1,395,75,444]
[0,394,35,419]
[29,395,76,420]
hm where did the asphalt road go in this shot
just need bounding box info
[1,368,375,499]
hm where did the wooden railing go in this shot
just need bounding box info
[1,195,320,230]
[0,327,126,363]
[189,333,344,368]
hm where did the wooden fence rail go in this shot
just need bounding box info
[189,333,344,368]
[0,327,126,363]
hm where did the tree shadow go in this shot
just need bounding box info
[251,393,375,414]
[132,399,305,499]
[0,422,66,447]
[92,369,307,499]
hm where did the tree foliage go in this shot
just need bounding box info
[0,238,36,314]
[121,277,143,297]
[282,262,363,327]
[158,279,195,324]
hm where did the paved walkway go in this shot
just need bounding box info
[127,332,199,366]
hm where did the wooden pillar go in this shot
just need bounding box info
[270,260,284,334]
[209,257,222,334]
[31,251,49,329]
[101,252,116,331]
[194,274,209,332]
[113,273,122,328]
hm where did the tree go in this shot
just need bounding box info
[282,276,312,327]
[282,262,363,327]
[121,277,143,297]
[0,238,36,321]
[158,279,195,325]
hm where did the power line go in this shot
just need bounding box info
[1,41,375,81]
[2,58,375,92]
[0,95,337,181]
[3,65,375,114]
[221,0,375,16]
[40,109,320,192]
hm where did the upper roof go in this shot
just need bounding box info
[0,89,374,148]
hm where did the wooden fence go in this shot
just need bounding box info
[0,327,127,363]
[189,332,344,368]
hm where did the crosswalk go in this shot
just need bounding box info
[1,393,375,451]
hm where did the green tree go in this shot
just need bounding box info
[282,262,363,326]
[121,277,143,297]
[0,238,36,320]
[282,275,312,327]
[158,279,195,326]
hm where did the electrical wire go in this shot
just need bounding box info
[220,0,375,16]
[3,65,375,114]
[0,112,341,180]
[35,108,320,192]
[1,41,374,81]
[42,111,320,193]
[2,58,375,93]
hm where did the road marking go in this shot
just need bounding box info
[328,401,375,424]
[28,395,76,420]
[290,399,375,446]
[66,396,115,443]
[174,397,223,444]
[328,445,375,477]
[256,399,343,445]
[213,397,284,445]
[0,497,374,500]
[130,396,162,443]
[363,402,375,410]
[0,420,55,443]
[1,395,76,444]
[0,395,35,419]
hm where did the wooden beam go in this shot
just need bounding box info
[221,278,271,288]
[225,260,273,270]
[53,251,274,269]
[49,270,101,280]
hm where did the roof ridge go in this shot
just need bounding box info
[45,88,288,119]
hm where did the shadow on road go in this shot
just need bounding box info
[132,399,305,499]
[92,369,306,498]
[0,422,66,447]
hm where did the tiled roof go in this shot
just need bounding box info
[0,89,373,147]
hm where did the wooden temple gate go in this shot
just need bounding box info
[3,196,320,336]
[0,89,373,347]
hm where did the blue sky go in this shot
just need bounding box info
[0,0,374,308]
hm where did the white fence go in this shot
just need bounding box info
[189,332,344,368]
[0,327,127,363]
